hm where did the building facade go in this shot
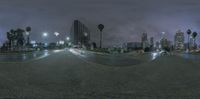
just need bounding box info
[141,33,149,49]
[174,30,185,50]
[127,42,142,50]
[150,37,154,48]
[155,41,160,49]
[189,36,197,49]
[160,37,169,49]
[70,20,90,47]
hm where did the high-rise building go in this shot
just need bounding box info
[156,41,160,49]
[189,36,195,49]
[174,30,185,50]
[160,37,169,49]
[150,37,154,48]
[127,42,142,50]
[70,20,90,47]
[141,33,149,49]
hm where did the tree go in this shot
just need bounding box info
[98,24,104,48]
[187,29,192,50]
[144,47,150,52]
[192,32,198,49]
[26,26,31,32]
[16,28,25,47]
[7,32,12,49]
[92,42,97,49]
[10,29,15,49]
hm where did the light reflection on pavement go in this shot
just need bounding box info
[177,53,200,61]
[68,48,161,66]
[0,50,64,62]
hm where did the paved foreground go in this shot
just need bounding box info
[0,49,200,99]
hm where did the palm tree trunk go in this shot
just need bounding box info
[188,35,190,50]
[100,31,102,48]
[194,38,196,49]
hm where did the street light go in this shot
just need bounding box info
[26,32,30,36]
[66,37,70,41]
[54,32,60,45]
[43,32,48,37]
[59,41,65,45]
[66,37,71,47]
[84,32,88,37]
[25,32,30,45]
[54,32,60,37]
[42,32,49,48]
[161,32,166,39]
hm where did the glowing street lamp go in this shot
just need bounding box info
[84,32,88,37]
[54,32,60,37]
[43,32,48,37]
[66,37,70,41]
[26,32,30,36]
[25,32,30,45]
[161,32,166,39]
[59,40,65,45]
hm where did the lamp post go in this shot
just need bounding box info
[83,32,89,48]
[66,37,70,47]
[66,37,70,41]
[42,32,49,48]
[25,32,30,45]
[25,27,31,45]
[54,32,60,37]
[54,32,60,45]
[84,32,88,37]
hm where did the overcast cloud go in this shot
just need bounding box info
[0,0,200,46]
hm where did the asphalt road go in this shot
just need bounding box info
[0,50,50,62]
[177,53,200,61]
[68,49,157,67]
[0,49,199,98]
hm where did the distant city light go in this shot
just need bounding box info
[59,41,65,45]
[66,37,70,41]
[30,40,36,44]
[84,32,88,37]
[162,32,165,35]
[30,40,37,47]
[26,32,30,35]
[54,32,60,37]
[44,43,48,47]
[68,42,72,46]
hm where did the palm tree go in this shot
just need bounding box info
[26,27,31,32]
[187,29,192,50]
[13,30,18,48]
[7,32,12,49]
[98,24,104,48]
[192,32,198,49]
[16,28,25,48]
[10,29,15,50]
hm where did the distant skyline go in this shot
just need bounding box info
[0,0,200,47]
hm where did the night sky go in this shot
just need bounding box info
[0,0,200,47]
